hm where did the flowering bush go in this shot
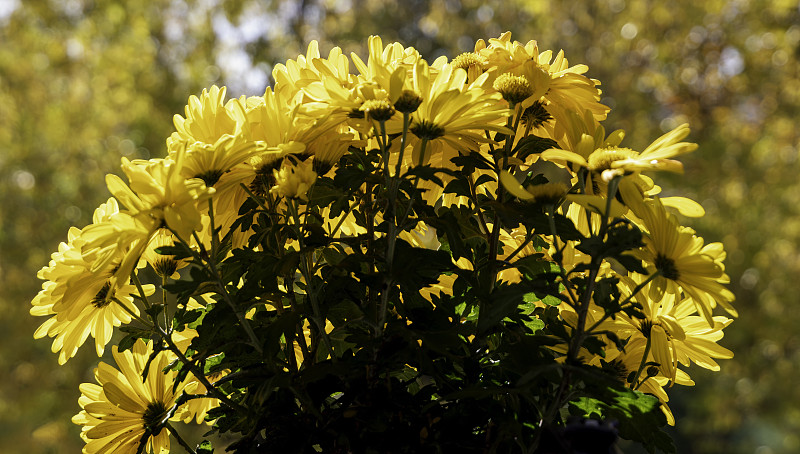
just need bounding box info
[31,33,735,453]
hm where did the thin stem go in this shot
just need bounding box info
[288,199,335,360]
[395,112,411,177]
[504,228,536,263]
[112,296,153,328]
[632,335,653,390]
[208,198,220,258]
[240,182,269,211]
[584,272,662,335]
[169,227,263,354]
[161,272,170,333]
[166,423,197,454]
[131,271,153,311]
[155,323,250,416]
[547,208,579,308]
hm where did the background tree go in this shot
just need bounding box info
[2,0,797,452]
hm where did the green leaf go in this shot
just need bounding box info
[196,440,214,454]
[512,135,559,160]
[569,374,675,454]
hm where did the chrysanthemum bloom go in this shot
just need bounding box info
[450,51,488,84]
[635,198,736,325]
[271,40,353,101]
[476,32,609,138]
[603,345,693,426]
[609,276,733,383]
[31,198,156,364]
[92,148,214,276]
[72,340,202,453]
[142,229,186,279]
[168,85,252,148]
[406,59,511,165]
[540,122,696,194]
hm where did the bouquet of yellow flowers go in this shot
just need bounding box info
[31,33,735,453]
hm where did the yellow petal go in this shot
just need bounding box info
[499,170,534,201]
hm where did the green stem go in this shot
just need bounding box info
[395,112,411,177]
[584,272,662,335]
[239,182,269,211]
[546,208,579,308]
[131,271,153,311]
[154,322,250,416]
[166,423,197,454]
[169,227,263,354]
[632,335,653,390]
[207,198,220,258]
[288,199,335,360]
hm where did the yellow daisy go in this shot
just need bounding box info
[72,340,191,454]
[610,276,733,383]
[407,59,511,164]
[476,32,609,137]
[31,199,155,364]
[541,123,696,186]
[635,197,736,325]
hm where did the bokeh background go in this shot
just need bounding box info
[1,0,797,452]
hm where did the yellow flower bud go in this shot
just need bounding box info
[271,158,317,202]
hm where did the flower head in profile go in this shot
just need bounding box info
[31,198,156,364]
[541,122,696,186]
[635,198,736,325]
[72,340,191,453]
[105,152,214,242]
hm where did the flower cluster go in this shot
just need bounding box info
[32,33,734,453]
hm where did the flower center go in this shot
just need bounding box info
[91,282,113,308]
[639,319,663,338]
[142,400,168,434]
[654,253,680,280]
[526,182,568,205]
[521,101,552,128]
[608,359,634,385]
[410,119,445,140]
[587,147,638,172]
[195,169,225,188]
[394,90,423,114]
[451,52,486,72]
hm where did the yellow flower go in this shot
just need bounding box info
[610,276,733,383]
[476,32,609,133]
[271,157,317,202]
[541,123,696,183]
[271,40,352,101]
[31,199,156,364]
[105,152,214,242]
[72,340,191,453]
[407,59,512,164]
[168,85,250,147]
[142,229,186,279]
[635,198,736,325]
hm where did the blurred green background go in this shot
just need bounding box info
[1,0,797,452]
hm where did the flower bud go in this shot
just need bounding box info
[271,157,317,202]
[493,73,534,106]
